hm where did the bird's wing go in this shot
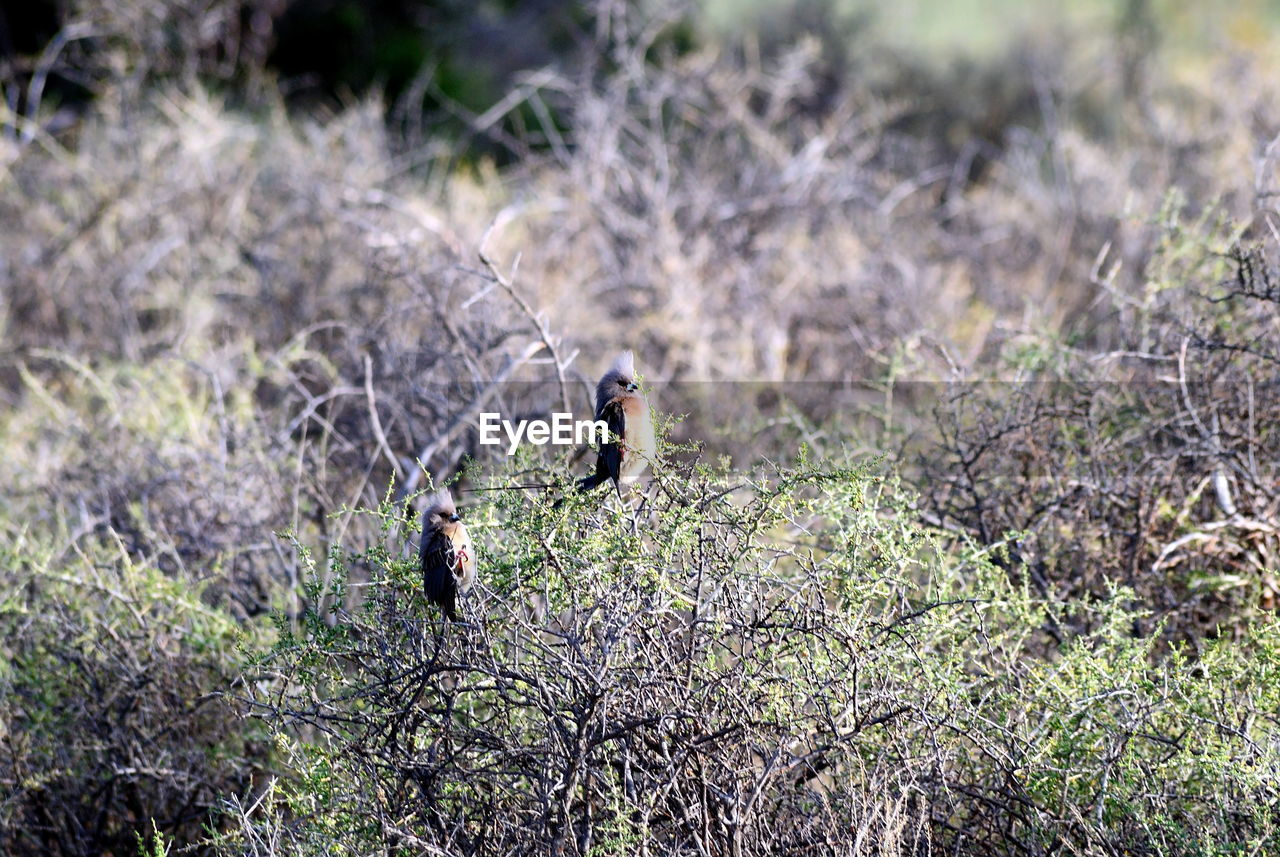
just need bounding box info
[593,397,629,483]
[421,526,458,608]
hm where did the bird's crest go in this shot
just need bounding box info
[608,350,635,380]
[423,488,456,517]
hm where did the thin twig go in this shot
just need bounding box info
[479,215,575,416]
[363,353,404,480]
[399,339,548,500]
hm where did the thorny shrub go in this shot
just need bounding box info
[923,204,1280,643]
[225,451,1280,856]
[0,532,270,855]
[4,3,1280,854]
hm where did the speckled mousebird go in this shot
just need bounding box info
[420,488,476,622]
[577,351,656,494]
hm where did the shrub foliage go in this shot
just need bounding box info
[227,455,1280,856]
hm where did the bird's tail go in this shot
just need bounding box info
[577,472,607,492]
[553,472,606,507]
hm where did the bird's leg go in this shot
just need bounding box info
[427,616,447,655]
[623,490,643,535]
[454,607,477,631]
[634,486,651,520]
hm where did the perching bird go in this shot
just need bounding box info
[419,488,476,622]
[578,350,656,494]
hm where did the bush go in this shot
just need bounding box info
[922,206,1280,642]
[5,3,1280,853]
[0,533,268,855]
[231,455,935,855]
[0,351,279,854]
[225,451,1280,856]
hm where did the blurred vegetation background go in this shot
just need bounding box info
[3,1,1280,855]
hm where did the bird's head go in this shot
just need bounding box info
[599,350,641,397]
[423,488,462,526]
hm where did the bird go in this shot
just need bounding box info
[577,350,656,494]
[419,488,476,622]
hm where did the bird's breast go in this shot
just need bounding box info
[450,523,477,592]
[618,396,656,483]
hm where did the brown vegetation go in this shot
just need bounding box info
[2,1,1280,854]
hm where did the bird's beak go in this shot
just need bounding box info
[626,382,639,392]
[449,513,461,522]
